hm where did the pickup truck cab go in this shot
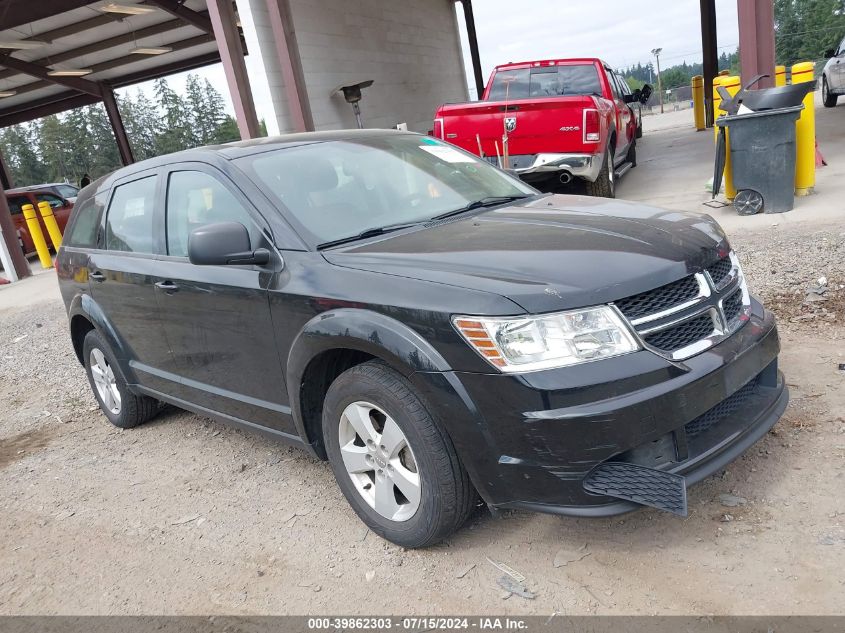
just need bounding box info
[433,58,651,197]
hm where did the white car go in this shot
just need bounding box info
[822,35,845,107]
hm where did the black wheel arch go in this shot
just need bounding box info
[286,309,453,458]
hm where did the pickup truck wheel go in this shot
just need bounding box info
[322,360,477,548]
[83,329,159,429]
[585,145,615,198]
[822,77,838,108]
[636,121,643,139]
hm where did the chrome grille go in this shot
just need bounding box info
[642,313,716,352]
[706,256,733,288]
[722,289,743,323]
[614,275,701,321]
[613,252,750,361]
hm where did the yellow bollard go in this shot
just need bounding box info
[718,69,730,76]
[775,65,786,87]
[21,203,52,269]
[692,75,705,131]
[792,61,815,196]
[37,201,63,250]
[717,76,742,199]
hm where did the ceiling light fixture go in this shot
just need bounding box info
[0,39,48,49]
[100,3,156,15]
[0,90,17,97]
[48,68,93,77]
[130,46,172,55]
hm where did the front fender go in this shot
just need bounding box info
[286,308,452,445]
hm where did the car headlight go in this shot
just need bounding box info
[453,306,640,373]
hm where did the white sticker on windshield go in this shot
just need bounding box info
[419,145,474,163]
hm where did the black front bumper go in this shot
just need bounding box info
[417,300,787,517]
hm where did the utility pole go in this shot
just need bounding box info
[651,47,664,114]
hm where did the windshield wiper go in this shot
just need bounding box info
[316,222,422,250]
[429,195,532,221]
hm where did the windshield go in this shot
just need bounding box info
[487,64,602,100]
[236,135,536,245]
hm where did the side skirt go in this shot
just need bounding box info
[133,384,315,456]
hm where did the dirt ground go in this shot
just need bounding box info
[2,123,845,617]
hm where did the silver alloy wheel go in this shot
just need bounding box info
[90,348,121,415]
[338,401,421,522]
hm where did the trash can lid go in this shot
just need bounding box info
[716,103,804,126]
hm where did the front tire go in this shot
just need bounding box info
[585,143,615,198]
[822,76,838,108]
[83,329,159,429]
[322,361,476,548]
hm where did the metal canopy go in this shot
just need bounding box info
[0,0,227,127]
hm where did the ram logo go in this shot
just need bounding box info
[504,116,517,132]
[559,125,581,132]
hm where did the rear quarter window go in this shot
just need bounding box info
[64,193,106,248]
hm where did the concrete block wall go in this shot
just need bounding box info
[247,0,469,134]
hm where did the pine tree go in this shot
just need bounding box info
[154,77,192,154]
[85,104,121,178]
[0,124,47,185]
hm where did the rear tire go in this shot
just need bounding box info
[322,360,476,548]
[585,144,615,198]
[83,329,159,429]
[822,76,838,108]
[636,120,643,139]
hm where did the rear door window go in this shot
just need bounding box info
[65,194,106,248]
[105,176,157,254]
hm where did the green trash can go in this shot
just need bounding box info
[716,104,803,214]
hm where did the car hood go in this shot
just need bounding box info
[322,194,729,314]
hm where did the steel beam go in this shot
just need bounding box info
[699,0,718,127]
[459,0,485,99]
[101,86,135,166]
[0,152,31,281]
[145,0,214,34]
[206,0,261,139]
[0,52,222,128]
[737,0,776,89]
[264,0,314,132]
[0,18,198,84]
[0,54,103,98]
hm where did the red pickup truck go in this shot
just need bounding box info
[433,58,651,197]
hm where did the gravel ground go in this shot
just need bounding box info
[1,221,844,616]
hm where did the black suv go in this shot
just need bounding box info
[57,130,788,547]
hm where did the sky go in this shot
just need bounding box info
[120,0,742,122]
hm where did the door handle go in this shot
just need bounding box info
[89,270,105,282]
[155,280,179,293]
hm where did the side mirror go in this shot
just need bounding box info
[638,84,653,104]
[188,221,270,266]
[824,48,835,58]
[623,90,639,104]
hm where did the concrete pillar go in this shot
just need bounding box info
[207,0,261,139]
[737,0,776,89]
